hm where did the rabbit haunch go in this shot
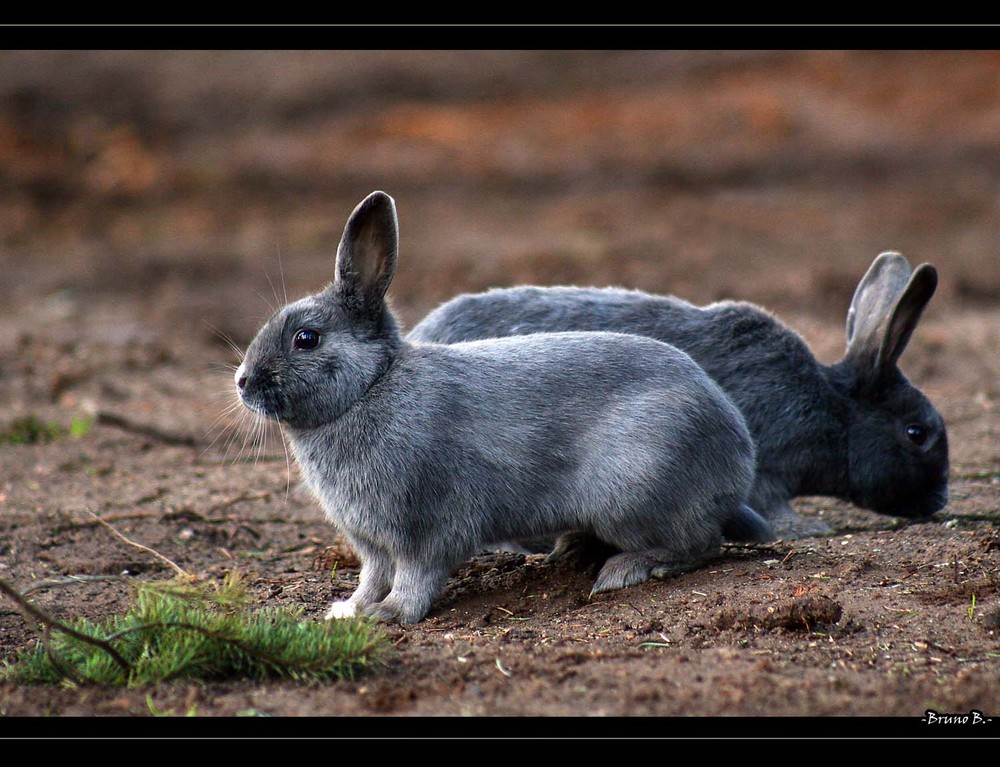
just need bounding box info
[235,191,769,624]
[409,252,949,539]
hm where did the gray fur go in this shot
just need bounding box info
[236,192,768,624]
[409,253,949,539]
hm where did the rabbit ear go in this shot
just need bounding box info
[334,191,398,310]
[878,263,937,372]
[844,252,938,381]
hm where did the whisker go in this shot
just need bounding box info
[243,411,260,466]
[254,289,278,317]
[223,414,246,463]
[264,269,282,318]
[253,414,267,470]
[202,400,245,456]
[277,243,289,306]
[207,362,241,376]
[277,425,293,502]
[203,320,246,361]
[226,399,257,466]
[199,361,260,458]
[200,376,241,456]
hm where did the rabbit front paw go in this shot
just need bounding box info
[324,600,358,620]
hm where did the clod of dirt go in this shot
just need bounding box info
[834,557,874,578]
[713,594,843,632]
[469,612,493,629]
[636,619,665,636]
[981,605,1000,630]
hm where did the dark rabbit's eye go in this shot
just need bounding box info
[905,423,928,446]
[293,329,321,350]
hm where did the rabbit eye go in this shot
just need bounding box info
[293,328,321,350]
[905,423,928,446]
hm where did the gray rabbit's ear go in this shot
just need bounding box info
[844,252,937,381]
[334,191,398,310]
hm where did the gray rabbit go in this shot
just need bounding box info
[409,252,949,539]
[235,191,771,624]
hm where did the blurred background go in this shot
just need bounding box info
[0,50,996,440]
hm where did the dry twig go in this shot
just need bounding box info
[96,410,199,447]
[86,509,190,578]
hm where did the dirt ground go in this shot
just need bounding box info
[0,50,998,733]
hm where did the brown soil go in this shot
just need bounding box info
[0,50,997,735]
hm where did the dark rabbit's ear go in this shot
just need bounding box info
[844,252,938,382]
[335,191,398,311]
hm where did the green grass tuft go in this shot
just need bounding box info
[1,415,65,444]
[1,572,385,687]
[1,414,94,444]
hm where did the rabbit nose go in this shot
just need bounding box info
[234,364,248,391]
[237,374,248,391]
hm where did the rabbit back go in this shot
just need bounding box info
[409,285,700,346]
[291,330,757,573]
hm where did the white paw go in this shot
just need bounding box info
[324,600,358,620]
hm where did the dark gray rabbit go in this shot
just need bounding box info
[409,252,949,539]
[235,191,771,624]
